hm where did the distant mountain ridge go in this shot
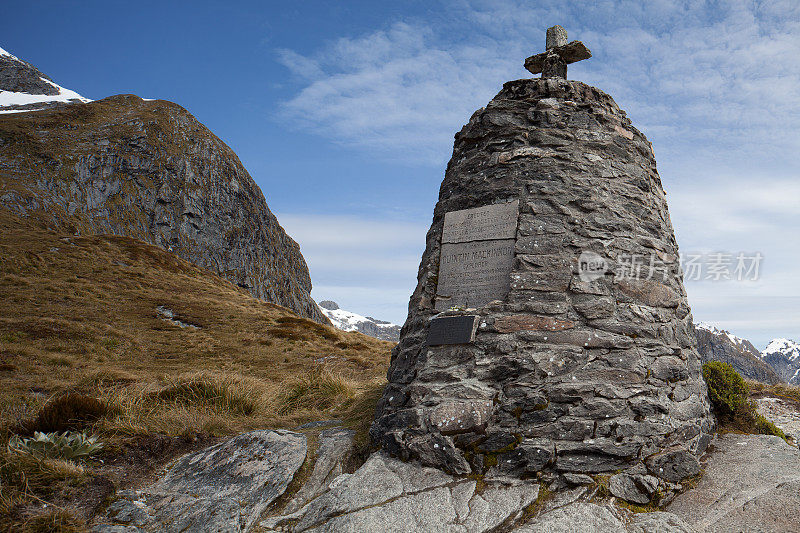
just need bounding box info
[318,301,400,342]
[693,323,781,384]
[761,338,800,385]
[0,45,327,323]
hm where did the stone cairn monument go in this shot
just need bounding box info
[371,26,714,487]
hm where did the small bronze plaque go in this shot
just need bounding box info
[426,315,479,346]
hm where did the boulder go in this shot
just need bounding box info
[95,430,307,533]
[645,446,701,483]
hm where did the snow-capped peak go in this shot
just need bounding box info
[319,302,397,331]
[764,338,800,361]
[0,44,91,114]
[696,322,745,347]
[0,46,17,59]
[318,300,400,342]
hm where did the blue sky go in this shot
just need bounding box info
[2,0,798,347]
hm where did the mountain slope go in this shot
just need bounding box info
[693,323,781,384]
[0,209,390,528]
[0,46,90,113]
[0,90,327,323]
[318,301,401,342]
[761,338,800,385]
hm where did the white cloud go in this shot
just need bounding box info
[278,213,426,249]
[278,213,427,324]
[276,21,519,164]
[276,1,800,167]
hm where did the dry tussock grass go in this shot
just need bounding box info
[0,210,393,529]
[749,381,800,405]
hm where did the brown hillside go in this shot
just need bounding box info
[0,210,390,529]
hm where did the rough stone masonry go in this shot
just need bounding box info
[371,27,715,482]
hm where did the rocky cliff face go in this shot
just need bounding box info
[761,338,800,384]
[0,93,326,323]
[371,78,713,479]
[693,323,781,384]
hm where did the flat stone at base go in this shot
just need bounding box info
[263,452,539,533]
[514,502,695,533]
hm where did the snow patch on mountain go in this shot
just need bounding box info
[0,45,91,113]
[764,338,800,361]
[0,80,91,112]
[760,337,800,385]
[318,300,400,342]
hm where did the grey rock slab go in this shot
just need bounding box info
[264,452,540,533]
[514,502,627,533]
[707,480,800,533]
[756,397,800,442]
[291,453,449,531]
[99,430,307,533]
[462,481,540,531]
[93,527,143,533]
[513,502,695,533]
[294,419,344,430]
[668,434,800,532]
[304,486,459,533]
[284,427,355,513]
[629,512,697,533]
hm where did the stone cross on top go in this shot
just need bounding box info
[525,25,592,79]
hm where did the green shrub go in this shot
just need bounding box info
[702,361,749,417]
[753,411,787,440]
[702,362,789,441]
[8,431,103,460]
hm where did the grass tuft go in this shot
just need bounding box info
[21,508,86,533]
[20,393,108,435]
[277,369,358,415]
[150,374,261,416]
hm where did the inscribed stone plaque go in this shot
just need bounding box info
[427,315,479,345]
[441,200,519,243]
[435,239,515,310]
